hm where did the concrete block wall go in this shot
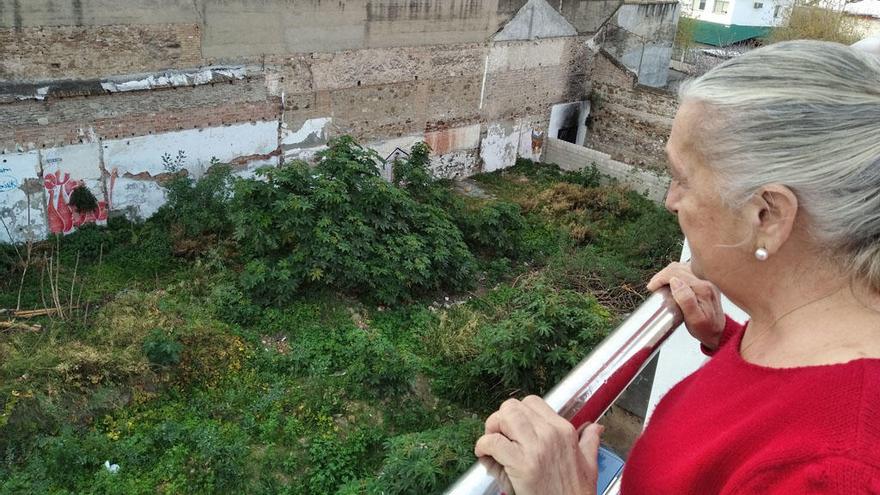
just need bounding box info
[543,137,669,202]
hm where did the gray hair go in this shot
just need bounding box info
[679,40,880,291]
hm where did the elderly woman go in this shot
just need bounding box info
[474,40,880,493]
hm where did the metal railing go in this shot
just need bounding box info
[444,287,683,495]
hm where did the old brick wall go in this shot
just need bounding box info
[0,0,610,242]
[1,78,279,149]
[0,35,591,152]
[586,49,677,172]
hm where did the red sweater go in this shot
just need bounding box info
[621,317,880,494]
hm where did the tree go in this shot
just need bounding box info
[768,0,864,45]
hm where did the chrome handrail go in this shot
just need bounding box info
[444,287,683,495]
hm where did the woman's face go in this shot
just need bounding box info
[664,102,751,282]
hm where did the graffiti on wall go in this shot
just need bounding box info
[43,169,118,234]
[0,168,18,192]
[531,130,544,156]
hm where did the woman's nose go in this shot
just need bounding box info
[664,184,678,215]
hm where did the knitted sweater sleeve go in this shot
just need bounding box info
[699,315,744,357]
[724,455,880,494]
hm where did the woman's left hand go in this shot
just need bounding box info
[474,395,603,495]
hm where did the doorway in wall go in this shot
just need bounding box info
[548,101,590,146]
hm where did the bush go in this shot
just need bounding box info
[155,159,235,256]
[364,419,482,494]
[143,328,183,367]
[768,1,864,45]
[455,201,529,259]
[68,185,99,214]
[432,274,612,407]
[231,137,477,304]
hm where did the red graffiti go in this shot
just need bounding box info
[44,169,117,235]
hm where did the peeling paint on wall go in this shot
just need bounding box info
[5,66,252,102]
[103,121,279,220]
[480,122,520,172]
[105,121,278,178]
[281,118,332,149]
[430,149,480,179]
[0,151,45,243]
[424,124,481,155]
[518,126,544,162]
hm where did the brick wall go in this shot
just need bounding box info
[586,50,677,172]
[0,35,593,156]
[1,78,279,149]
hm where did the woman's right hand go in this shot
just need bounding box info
[647,262,726,351]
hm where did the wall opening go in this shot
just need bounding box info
[548,101,590,146]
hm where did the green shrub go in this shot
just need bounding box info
[231,137,476,304]
[433,274,612,408]
[143,328,183,367]
[68,185,99,214]
[207,281,262,326]
[456,201,528,259]
[155,159,235,255]
[348,418,482,495]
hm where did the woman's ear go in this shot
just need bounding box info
[752,185,798,255]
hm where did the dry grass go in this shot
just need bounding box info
[768,2,864,45]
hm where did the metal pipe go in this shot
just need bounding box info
[444,287,683,495]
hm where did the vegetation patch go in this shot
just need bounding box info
[0,138,680,494]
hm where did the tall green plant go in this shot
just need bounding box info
[231,137,477,304]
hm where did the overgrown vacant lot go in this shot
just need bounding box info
[0,138,680,494]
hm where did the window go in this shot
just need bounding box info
[753,2,763,8]
[693,0,707,10]
[714,0,729,13]
[774,5,782,17]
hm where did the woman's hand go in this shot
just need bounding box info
[647,262,726,351]
[474,395,602,495]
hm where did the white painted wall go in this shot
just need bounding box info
[686,0,733,26]
[729,0,789,26]
[686,0,790,26]
[0,112,544,242]
[102,122,279,219]
[480,122,520,172]
[104,121,279,178]
[0,151,45,243]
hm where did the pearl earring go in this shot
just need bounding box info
[755,247,769,261]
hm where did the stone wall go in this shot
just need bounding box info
[586,49,677,172]
[0,0,530,74]
[0,23,202,81]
